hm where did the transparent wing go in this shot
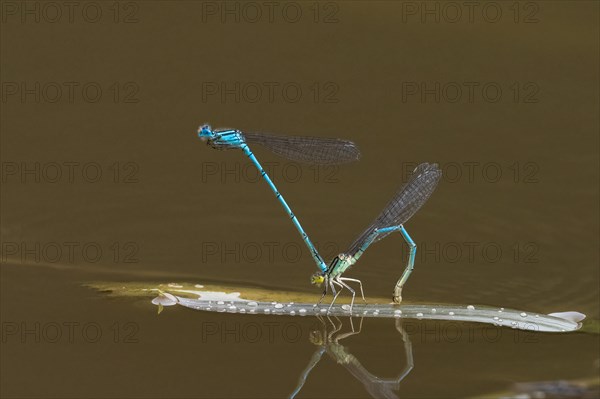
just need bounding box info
[345,163,441,255]
[243,132,360,165]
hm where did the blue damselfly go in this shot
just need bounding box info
[198,124,440,311]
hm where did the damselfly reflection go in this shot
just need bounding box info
[290,317,414,399]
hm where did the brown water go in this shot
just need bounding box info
[1,1,599,398]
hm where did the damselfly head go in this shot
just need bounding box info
[197,124,213,141]
[311,272,325,286]
[309,330,324,346]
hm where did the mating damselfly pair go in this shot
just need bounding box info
[197,124,441,312]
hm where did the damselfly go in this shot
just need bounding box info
[197,124,440,311]
[311,162,441,310]
[198,124,360,274]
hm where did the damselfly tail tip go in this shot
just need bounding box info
[393,286,403,304]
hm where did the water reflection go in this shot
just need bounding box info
[290,317,413,399]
